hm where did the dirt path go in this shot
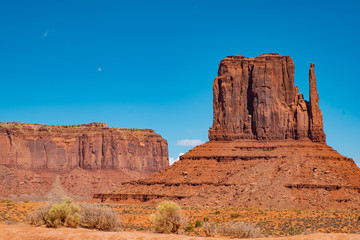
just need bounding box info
[0,223,359,240]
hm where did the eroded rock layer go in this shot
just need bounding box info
[97,54,360,209]
[0,122,168,200]
[104,140,360,209]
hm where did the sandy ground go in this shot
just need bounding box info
[0,223,359,240]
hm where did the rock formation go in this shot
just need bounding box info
[209,53,325,142]
[96,54,360,209]
[0,122,168,200]
[308,63,326,142]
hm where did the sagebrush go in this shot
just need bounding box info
[30,198,120,231]
[44,198,81,228]
[80,203,120,231]
[149,201,187,234]
[202,222,218,237]
[29,203,52,226]
[219,221,262,238]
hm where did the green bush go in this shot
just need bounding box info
[288,226,302,235]
[184,222,194,232]
[219,221,262,238]
[203,216,209,222]
[45,198,80,228]
[149,201,187,234]
[214,210,220,215]
[195,220,202,227]
[230,213,240,219]
[79,203,120,231]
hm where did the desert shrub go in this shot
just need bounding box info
[203,216,209,222]
[30,200,120,231]
[214,210,220,215]
[149,201,187,234]
[219,221,262,238]
[230,213,240,219]
[288,226,302,235]
[45,198,80,228]
[358,216,360,221]
[29,203,52,226]
[184,222,194,232]
[195,220,202,227]
[79,203,120,231]
[0,199,13,203]
[202,222,218,237]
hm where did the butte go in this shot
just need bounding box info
[94,53,360,209]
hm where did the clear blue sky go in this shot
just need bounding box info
[1,0,359,166]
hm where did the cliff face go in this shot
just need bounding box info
[209,53,326,142]
[0,122,168,172]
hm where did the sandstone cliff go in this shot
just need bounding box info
[0,122,168,200]
[98,54,360,209]
[0,122,168,172]
[209,53,326,142]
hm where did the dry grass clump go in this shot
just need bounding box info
[29,203,52,226]
[219,221,263,238]
[79,203,120,231]
[30,198,80,228]
[150,201,187,234]
[202,222,218,237]
[30,199,120,231]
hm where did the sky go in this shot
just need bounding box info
[0,0,359,166]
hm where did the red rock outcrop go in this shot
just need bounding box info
[97,54,360,209]
[0,122,168,200]
[0,122,168,171]
[308,63,326,142]
[209,53,325,142]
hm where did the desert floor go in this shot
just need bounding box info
[0,201,359,239]
[0,224,359,240]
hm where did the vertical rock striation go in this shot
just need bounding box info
[0,122,168,172]
[0,122,169,200]
[209,53,326,142]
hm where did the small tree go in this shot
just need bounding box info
[150,201,187,234]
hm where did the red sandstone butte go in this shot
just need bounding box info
[0,122,168,200]
[209,53,325,142]
[97,54,360,209]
